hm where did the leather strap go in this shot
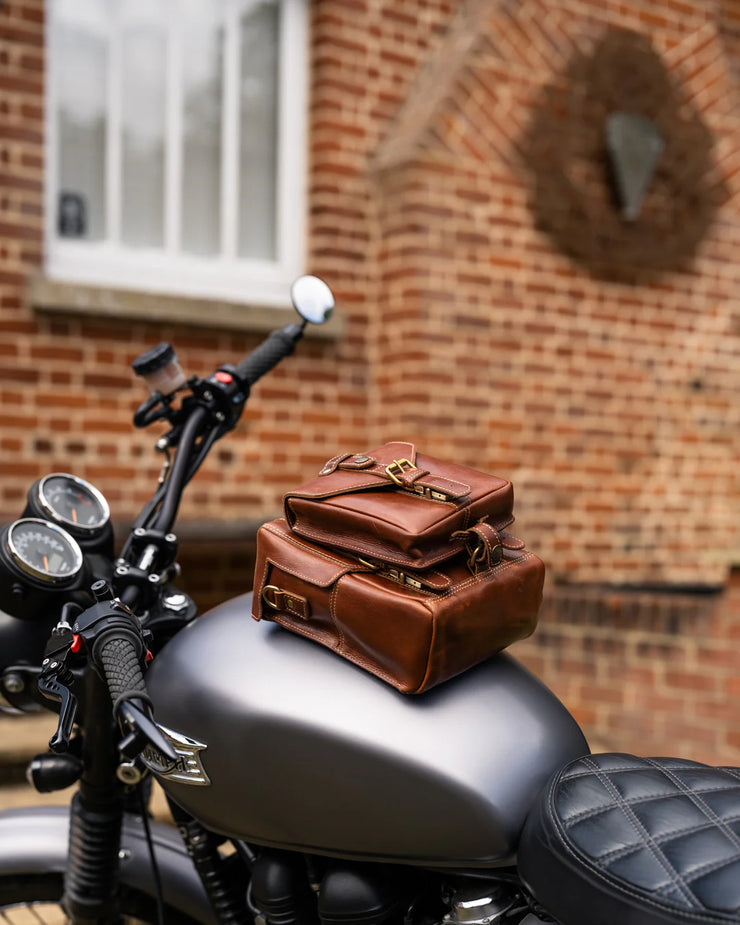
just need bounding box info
[319,453,376,475]
[261,585,311,620]
[317,450,472,501]
[452,521,504,574]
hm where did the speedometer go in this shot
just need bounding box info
[5,519,83,585]
[28,473,110,535]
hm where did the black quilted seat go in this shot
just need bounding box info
[518,753,740,925]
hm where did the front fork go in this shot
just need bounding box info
[60,667,250,925]
[63,668,127,924]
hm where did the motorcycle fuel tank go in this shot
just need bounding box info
[146,593,588,868]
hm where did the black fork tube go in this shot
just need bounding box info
[63,668,126,924]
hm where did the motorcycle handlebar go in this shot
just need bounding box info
[93,633,147,710]
[91,627,178,763]
[234,322,304,386]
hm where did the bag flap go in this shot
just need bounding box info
[284,442,479,527]
[257,519,367,588]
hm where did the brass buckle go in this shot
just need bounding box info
[467,539,503,574]
[385,458,414,486]
[262,585,310,619]
[261,585,283,611]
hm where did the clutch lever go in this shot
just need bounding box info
[37,653,79,754]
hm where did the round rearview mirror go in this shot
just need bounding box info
[291,276,334,325]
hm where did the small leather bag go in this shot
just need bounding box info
[252,444,545,694]
[283,442,516,571]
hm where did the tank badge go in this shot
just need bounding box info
[141,723,211,786]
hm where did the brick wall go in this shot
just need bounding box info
[0,0,738,764]
[516,573,740,766]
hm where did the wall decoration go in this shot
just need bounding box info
[605,113,664,221]
[519,28,728,281]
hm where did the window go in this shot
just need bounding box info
[46,0,308,307]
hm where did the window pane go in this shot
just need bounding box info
[181,4,224,257]
[238,0,279,261]
[56,0,109,242]
[120,1,167,249]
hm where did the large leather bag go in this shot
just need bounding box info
[252,519,543,694]
[252,444,545,694]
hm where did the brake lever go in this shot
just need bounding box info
[117,700,178,763]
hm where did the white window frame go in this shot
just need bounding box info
[44,0,308,308]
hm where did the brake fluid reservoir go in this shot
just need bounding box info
[131,342,187,396]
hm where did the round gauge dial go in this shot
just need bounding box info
[6,519,83,584]
[35,473,110,534]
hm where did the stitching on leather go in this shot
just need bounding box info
[400,491,458,507]
[263,522,360,570]
[643,756,740,854]
[330,575,345,650]
[561,763,737,782]
[292,521,468,568]
[274,615,338,648]
[560,758,740,906]
[547,767,737,924]
[581,756,700,909]
[546,788,727,925]
[562,783,740,825]
[254,558,272,620]
[679,851,740,891]
[592,812,740,866]
[292,521,448,558]
[265,556,345,587]
[440,553,536,597]
[288,476,464,507]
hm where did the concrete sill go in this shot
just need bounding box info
[28,275,343,340]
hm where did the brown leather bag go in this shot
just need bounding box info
[252,445,545,694]
[283,441,516,570]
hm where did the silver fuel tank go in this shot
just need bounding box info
[146,593,588,868]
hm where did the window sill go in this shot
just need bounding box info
[28,275,343,340]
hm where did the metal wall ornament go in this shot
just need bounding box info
[605,113,664,222]
[519,28,728,282]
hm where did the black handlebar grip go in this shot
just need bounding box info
[97,634,147,706]
[234,323,303,386]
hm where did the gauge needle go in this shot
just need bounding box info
[43,555,49,572]
[72,508,78,524]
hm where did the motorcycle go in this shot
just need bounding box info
[0,276,737,925]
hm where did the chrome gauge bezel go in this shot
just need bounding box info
[5,518,84,585]
[35,473,111,535]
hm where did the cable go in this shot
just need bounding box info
[139,783,165,925]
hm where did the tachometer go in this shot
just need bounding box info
[5,518,83,585]
[28,473,110,535]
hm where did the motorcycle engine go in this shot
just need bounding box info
[442,885,521,925]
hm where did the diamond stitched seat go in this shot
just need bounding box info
[518,754,740,925]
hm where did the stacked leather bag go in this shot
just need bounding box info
[252,442,545,693]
